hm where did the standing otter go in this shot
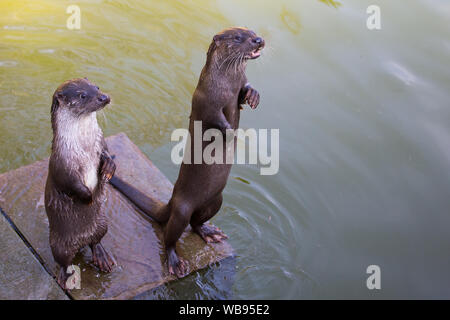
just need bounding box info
[45,78,116,289]
[110,27,265,277]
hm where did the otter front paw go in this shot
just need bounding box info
[244,86,260,109]
[79,189,93,205]
[100,152,116,182]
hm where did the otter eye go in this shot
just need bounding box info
[234,35,242,43]
[80,93,87,99]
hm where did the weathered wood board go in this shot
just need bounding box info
[0,133,233,299]
[0,213,68,300]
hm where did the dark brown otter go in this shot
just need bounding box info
[45,78,116,289]
[110,27,265,278]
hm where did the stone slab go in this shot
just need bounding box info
[0,212,68,300]
[0,133,233,299]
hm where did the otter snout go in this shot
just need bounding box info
[250,36,265,59]
[98,94,110,104]
[252,37,264,46]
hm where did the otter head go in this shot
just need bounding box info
[209,27,265,69]
[51,78,110,117]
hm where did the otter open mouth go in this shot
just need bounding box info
[248,46,263,59]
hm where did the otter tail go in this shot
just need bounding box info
[109,176,169,223]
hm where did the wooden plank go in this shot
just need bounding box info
[0,133,233,299]
[0,213,68,300]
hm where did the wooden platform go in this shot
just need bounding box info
[0,213,67,300]
[0,133,233,299]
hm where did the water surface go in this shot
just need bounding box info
[1,0,449,299]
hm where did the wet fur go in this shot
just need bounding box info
[46,109,106,261]
[110,27,264,277]
[45,78,115,288]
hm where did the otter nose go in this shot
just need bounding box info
[98,94,110,103]
[252,37,263,45]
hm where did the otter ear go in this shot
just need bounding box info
[51,95,59,114]
[56,92,64,101]
[51,92,64,113]
[213,34,224,45]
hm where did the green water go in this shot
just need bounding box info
[1,0,450,299]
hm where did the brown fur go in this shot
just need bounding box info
[45,78,116,289]
[110,27,265,277]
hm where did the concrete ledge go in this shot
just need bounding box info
[0,133,233,299]
[0,212,67,300]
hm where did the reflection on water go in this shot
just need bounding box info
[1,0,450,299]
[318,0,341,8]
[280,6,301,35]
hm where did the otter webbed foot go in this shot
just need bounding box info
[100,152,116,182]
[167,247,188,278]
[193,224,228,243]
[91,243,116,273]
[57,266,74,290]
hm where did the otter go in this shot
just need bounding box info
[45,78,116,289]
[110,27,265,278]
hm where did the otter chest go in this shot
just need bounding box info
[84,161,99,191]
[78,116,102,192]
[58,112,103,192]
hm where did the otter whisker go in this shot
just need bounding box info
[235,52,243,73]
[239,52,246,71]
[221,55,235,70]
[225,52,240,73]
[98,108,108,125]
[265,44,275,52]
[228,53,238,74]
[235,53,242,74]
[219,52,238,71]
[232,54,241,73]
[234,52,245,74]
[262,45,275,59]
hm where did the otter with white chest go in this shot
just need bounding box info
[45,78,116,289]
[110,27,265,277]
